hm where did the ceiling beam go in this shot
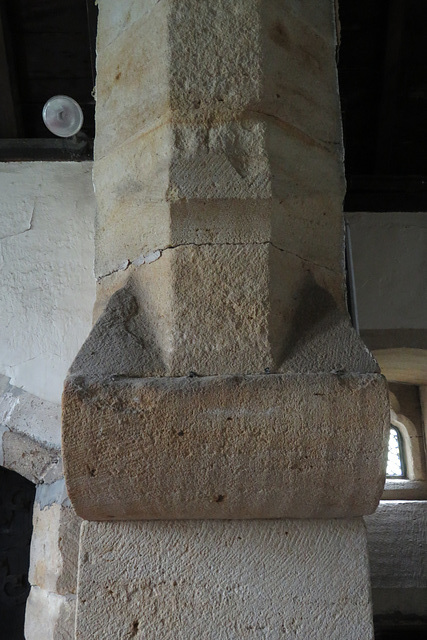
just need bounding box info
[375,0,405,173]
[86,0,98,90]
[0,4,21,137]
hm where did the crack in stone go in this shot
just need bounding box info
[97,241,339,281]
[97,260,131,281]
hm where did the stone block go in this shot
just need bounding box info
[93,125,172,278]
[95,1,169,160]
[25,586,76,640]
[260,0,341,143]
[94,118,344,278]
[0,382,61,448]
[166,243,274,375]
[95,1,340,158]
[29,500,82,596]
[2,431,62,485]
[79,246,363,380]
[97,0,162,51]
[63,371,389,521]
[365,501,427,589]
[75,519,374,639]
[94,0,344,280]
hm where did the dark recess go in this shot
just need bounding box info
[0,467,35,640]
[338,0,427,211]
[0,0,96,159]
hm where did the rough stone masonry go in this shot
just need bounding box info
[62,1,389,637]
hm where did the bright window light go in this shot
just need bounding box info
[386,426,405,478]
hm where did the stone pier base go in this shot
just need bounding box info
[75,519,374,640]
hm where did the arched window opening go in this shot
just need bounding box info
[386,427,406,478]
[0,466,35,639]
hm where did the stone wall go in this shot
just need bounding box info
[365,501,427,618]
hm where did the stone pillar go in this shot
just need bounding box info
[62,1,389,637]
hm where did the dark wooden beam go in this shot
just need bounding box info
[86,0,98,89]
[375,0,405,173]
[345,174,427,211]
[0,137,93,161]
[0,4,21,137]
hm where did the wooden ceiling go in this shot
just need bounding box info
[0,0,95,158]
[0,0,427,209]
[338,0,427,210]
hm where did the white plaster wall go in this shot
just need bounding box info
[345,212,427,331]
[0,162,96,404]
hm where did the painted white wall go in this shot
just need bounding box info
[0,162,96,404]
[345,212,427,331]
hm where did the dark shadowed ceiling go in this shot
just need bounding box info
[0,0,95,158]
[0,0,427,209]
[338,0,427,210]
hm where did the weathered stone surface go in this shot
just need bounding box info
[29,501,81,596]
[94,0,344,279]
[63,0,387,528]
[97,0,162,51]
[0,378,61,448]
[95,0,340,159]
[365,501,427,589]
[25,586,75,640]
[94,119,344,279]
[2,431,62,485]
[76,249,377,380]
[95,1,169,159]
[75,519,374,640]
[63,372,388,521]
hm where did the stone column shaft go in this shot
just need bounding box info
[63,0,388,522]
[92,0,347,376]
[62,2,388,638]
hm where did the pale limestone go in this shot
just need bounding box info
[29,502,81,596]
[94,0,344,280]
[93,125,172,278]
[75,519,374,640]
[94,118,344,278]
[95,1,170,160]
[25,586,75,640]
[95,0,341,159]
[78,256,375,381]
[63,1,386,638]
[165,243,345,375]
[2,431,61,485]
[96,0,162,50]
[54,598,77,640]
[365,501,427,589]
[63,372,388,521]
[0,379,61,448]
